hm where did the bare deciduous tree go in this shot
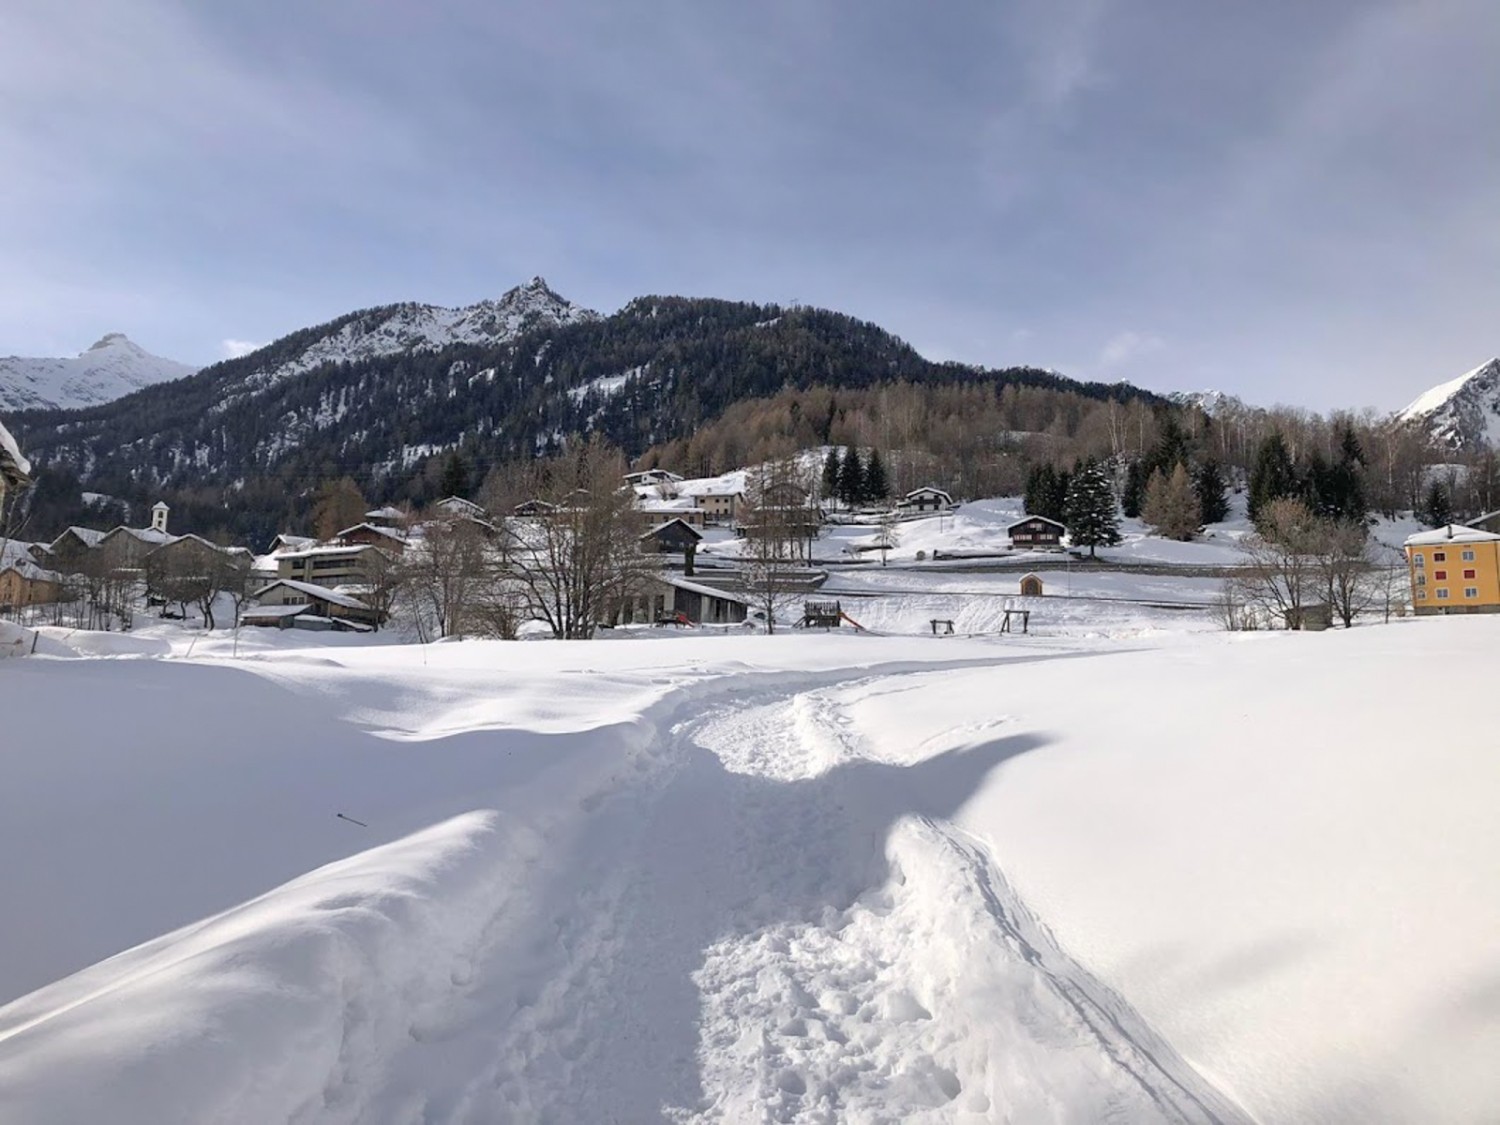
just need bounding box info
[498,439,654,640]
[1228,498,1322,630]
[739,457,818,633]
[403,519,494,641]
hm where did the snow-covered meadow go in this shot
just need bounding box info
[2,560,1496,1122]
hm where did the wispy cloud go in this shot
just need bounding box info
[221,339,267,360]
[1099,331,1166,370]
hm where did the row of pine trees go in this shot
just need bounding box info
[1023,413,1409,551]
[820,447,890,507]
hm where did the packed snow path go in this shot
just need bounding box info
[0,652,1246,1124]
[352,670,1245,1123]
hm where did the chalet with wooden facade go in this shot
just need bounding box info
[639,518,703,556]
[0,558,63,613]
[1007,515,1067,549]
[899,486,954,514]
[335,523,409,551]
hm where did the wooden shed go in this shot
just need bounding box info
[1019,573,1044,597]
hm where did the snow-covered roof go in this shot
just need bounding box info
[637,498,701,512]
[277,543,386,561]
[251,578,372,611]
[336,522,407,543]
[624,469,682,483]
[365,506,405,521]
[435,496,486,518]
[0,558,60,583]
[639,518,704,541]
[52,526,107,549]
[1404,525,1500,547]
[0,418,31,483]
[1008,515,1067,531]
[240,604,310,619]
[654,573,751,606]
[105,525,177,546]
[904,486,953,500]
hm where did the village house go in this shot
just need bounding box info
[639,518,703,575]
[276,543,393,586]
[1008,515,1067,549]
[513,498,560,518]
[434,496,488,521]
[335,522,409,551]
[246,578,382,629]
[898,486,954,514]
[689,486,742,524]
[623,469,683,494]
[364,505,407,528]
[636,498,707,528]
[33,526,107,573]
[0,559,62,613]
[96,524,178,572]
[143,534,251,588]
[614,573,749,627]
[1405,525,1500,615]
[1467,510,1500,536]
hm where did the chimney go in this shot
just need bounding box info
[151,501,169,534]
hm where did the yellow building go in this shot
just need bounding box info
[1405,525,1500,615]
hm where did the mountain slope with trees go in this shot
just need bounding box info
[8,284,1160,543]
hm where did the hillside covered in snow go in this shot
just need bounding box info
[0,333,198,412]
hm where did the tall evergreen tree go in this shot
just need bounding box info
[1248,434,1298,525]
[1147,413,1192,478]
[1423,481,1453,528]
[1025,463,1070,523]
[821,447,842,503]
[1121,460,1146,518]
[439,451,471,499]
[1194,459,1230,524]
[837,446,864,506]
[864,448,889,502]
[1064,458,1121,558]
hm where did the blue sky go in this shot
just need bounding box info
[1,0,1495,411]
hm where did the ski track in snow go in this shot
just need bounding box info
[274,664,1247,1124]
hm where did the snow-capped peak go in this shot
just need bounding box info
[0,335,199,413]
[1166,389,1245,416]
[1398,358,1500,449]
[244,279,599,390]
[86,332,138,353]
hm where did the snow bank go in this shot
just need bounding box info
[0,813,509,1125]
[837,619,1500,1123]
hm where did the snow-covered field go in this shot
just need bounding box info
[2,606,1497,1123]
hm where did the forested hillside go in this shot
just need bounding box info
[8,291,1157,543]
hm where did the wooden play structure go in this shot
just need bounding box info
[798,600,866,631]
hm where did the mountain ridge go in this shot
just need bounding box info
[0,333,198,412]
[8,281,1160,542]
[1397,358,1500,449]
